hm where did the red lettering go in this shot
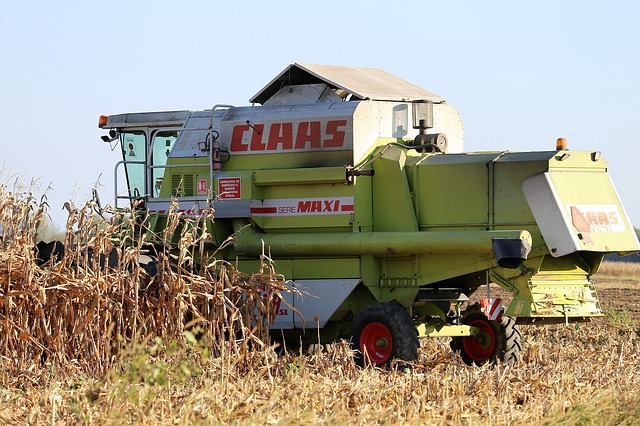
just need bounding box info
[234,120,348,152]
[324,119,347,148]
[295,121,322,149]
[267,122,293,150]
[322,200,340,212]
[249,124,266,150]
[297,201,311,213]
[586,212,598,225]
[272,295,282,317]
[608,212,619,225]
[295,199,347,214]
[260,287,287,316]
[230,124,250,152]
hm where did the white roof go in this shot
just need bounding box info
[249,63,445,104]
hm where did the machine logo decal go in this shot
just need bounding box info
[569,204,625,245]
[251,197,354,216]
[229,119,348,153]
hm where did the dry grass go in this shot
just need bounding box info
[0,187,639,425]
[1,324,638,425]
[599,259,640,276]
[596,259,640,289]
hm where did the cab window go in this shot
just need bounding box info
[151,131,179,197]
[121,131,146,200]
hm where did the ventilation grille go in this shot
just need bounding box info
[171,174,195,197]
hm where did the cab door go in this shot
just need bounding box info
[119,130,147,207]
[150,130,179,198]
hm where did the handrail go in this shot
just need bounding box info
[208,104,234,187]
[209,104,234,129]
[148,163,207,169]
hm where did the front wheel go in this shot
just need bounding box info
[350,303,419,368]
[450,303,522,366]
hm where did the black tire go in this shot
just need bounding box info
[450,303,522,366]
[350,303,419,368]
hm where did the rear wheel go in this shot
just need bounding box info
[350,303,418,368]
[450,303,522,366]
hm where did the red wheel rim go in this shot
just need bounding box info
[360,322,392,364]
[463,319,495,362]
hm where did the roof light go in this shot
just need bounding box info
[98,115,108,128]
[556,138,567,151]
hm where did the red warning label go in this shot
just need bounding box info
[197,179,208,195]
[218,177,241,199]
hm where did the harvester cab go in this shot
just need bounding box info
[99,63,640,367]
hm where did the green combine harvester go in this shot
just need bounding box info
[98,63,639,366]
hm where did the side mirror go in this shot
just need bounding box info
[101,129,118,143]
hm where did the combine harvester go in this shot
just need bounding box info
[97,63,639,366]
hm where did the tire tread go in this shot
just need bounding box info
[350,303,418,367]
[450,302,522,366]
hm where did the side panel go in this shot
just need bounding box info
[235,260,361,330]
[372,147,418,232]
[523,171,639,257]
[414,156,490,228]
[242,277,362,331]
[292,279,361,328]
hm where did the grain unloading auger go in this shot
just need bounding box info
[98,63,639,366]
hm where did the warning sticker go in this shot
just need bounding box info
[197,179,208,195]
[218,177,241,199]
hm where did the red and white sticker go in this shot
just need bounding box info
[197,179,208,195]
[481,298,503,321]
[218,177,241,199]
[251,197,354,216]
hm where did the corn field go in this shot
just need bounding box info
[0,187,289,382]
[0,187,639,425]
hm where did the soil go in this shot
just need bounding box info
[596,288,640,321]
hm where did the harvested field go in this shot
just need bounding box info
[1,310,638,425]
[598,287,640,325]
[0,189,639,425]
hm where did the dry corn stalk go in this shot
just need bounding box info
[0,188,292,384]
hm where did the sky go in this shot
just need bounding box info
[1,1,639,230]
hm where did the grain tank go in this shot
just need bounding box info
[99,63,640,366]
